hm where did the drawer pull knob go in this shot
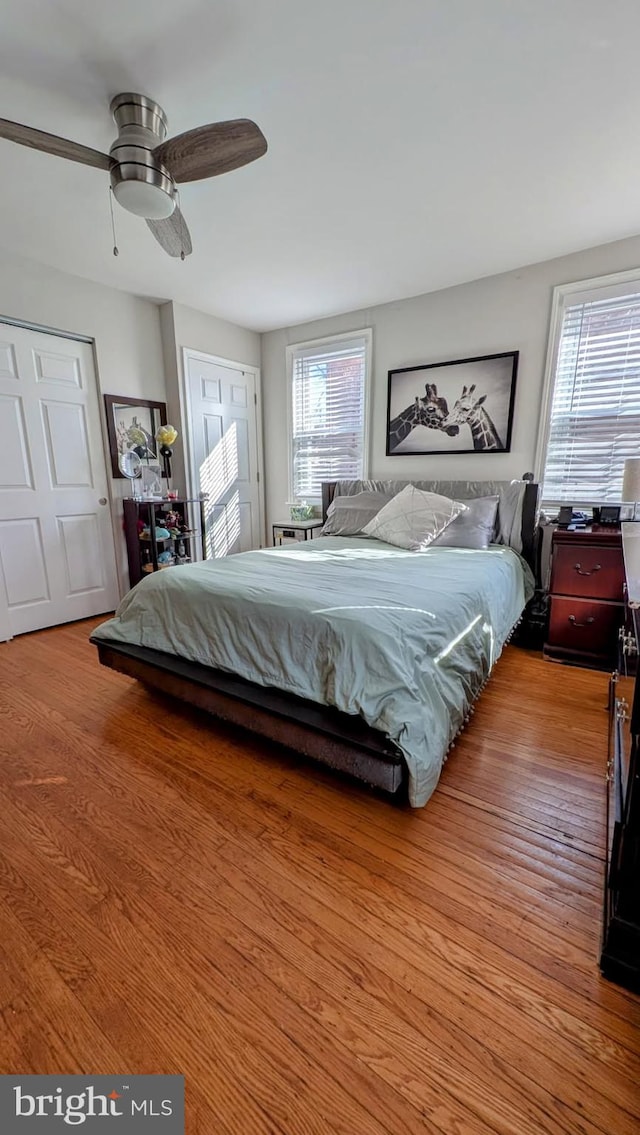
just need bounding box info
[574,562,601,576]
[568,615,595,627]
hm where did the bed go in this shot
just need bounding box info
[91,477,538,806]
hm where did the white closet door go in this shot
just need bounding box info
[0,323,119,639]
[185,351,262,557]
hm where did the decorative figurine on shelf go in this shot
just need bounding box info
[163,510,182,535]
[175,537,190,565]
[155,424,178,491]
[157,550,174,567]
[139,525,171,541]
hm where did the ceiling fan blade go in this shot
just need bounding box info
[146,205,193,259]
[154,119,267,183]
[0,118,112,171]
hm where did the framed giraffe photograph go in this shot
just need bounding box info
[385,350,519,455]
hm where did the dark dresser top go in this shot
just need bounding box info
[553,526,621,543]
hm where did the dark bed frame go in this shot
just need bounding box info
[93,479,539,797]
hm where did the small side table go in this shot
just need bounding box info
[272,519,323,546]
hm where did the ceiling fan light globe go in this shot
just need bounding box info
[112,178,176,220]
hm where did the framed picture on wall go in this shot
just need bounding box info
[104,394,167,478]
[386,351,518,456]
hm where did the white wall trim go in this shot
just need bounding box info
[285,327,373,502]
[533,267,640,489]
[92,338,124,597]
[0,312,93,343]
[180,347,265,548]
[532,287,564,486]
[545,265,640,302]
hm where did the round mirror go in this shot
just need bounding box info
[118,449,143,480]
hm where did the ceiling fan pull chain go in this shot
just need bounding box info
[108,187,119,257]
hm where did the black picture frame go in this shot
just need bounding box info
[104,394,168,478]
[386,350,519,456]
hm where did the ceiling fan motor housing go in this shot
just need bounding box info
[109,93,176,219]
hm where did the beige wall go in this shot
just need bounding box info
[0,249,166,399]
[261,233,640,527]
[8,229,640,580]
[0,248,166,595]
[0,252,260,595]
[170,302,261,370]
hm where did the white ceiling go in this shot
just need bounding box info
[1,0,640,332]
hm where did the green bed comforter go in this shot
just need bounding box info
[93,536,533,806]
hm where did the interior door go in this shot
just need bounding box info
[0,322,119,639]
[185,351,262,557]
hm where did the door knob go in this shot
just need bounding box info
[98,497,108,505]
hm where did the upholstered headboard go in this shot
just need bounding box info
[321,476,540,571]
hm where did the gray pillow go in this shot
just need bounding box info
[431,495,499,549]
[331,479,527,552]
[321,490,396,536]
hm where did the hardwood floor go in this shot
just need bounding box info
[0,617,638,1134]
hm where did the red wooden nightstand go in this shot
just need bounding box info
[544,526,624,668]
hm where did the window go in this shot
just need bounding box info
[288,330,371,501]
[539,276,640,505]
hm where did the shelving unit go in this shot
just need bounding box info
[123,497,207,589]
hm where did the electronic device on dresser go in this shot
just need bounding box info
[544,526,624,668]
[593,505,622,527]
[601,548,640,992]
[556,506,588,529]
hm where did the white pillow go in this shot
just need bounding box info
[363,484,466,551]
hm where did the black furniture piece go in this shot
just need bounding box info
[94,480,539,798]
[123,497,207,589]
[272,519,323,545]
[601,599,640,992]
[544,526,624,669]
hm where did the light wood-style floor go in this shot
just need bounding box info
[0,618,638,1134]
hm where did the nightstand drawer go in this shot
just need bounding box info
[548,597,622,657]
[275,527,305,542]
[551,544,624,600]
[272,521,323,545]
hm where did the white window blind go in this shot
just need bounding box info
[290,333,369,500]
[542,289,640,504]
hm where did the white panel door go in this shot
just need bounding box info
[0,323,119,638]
[185,352,261,557]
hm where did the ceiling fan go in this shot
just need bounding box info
[0,93,268,258]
